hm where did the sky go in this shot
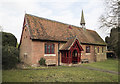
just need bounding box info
[0,0,108,43]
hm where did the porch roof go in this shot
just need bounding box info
[60,36,83,50]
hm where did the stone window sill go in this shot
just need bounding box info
[44,54,56,56]
[85,53,91,55]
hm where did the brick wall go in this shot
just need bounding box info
[31,41,59,66]
[95,46,107,61]
[81,45,95,62]
[19,25,33,65]
[81,44,107,63]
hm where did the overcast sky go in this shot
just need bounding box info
[0,0,108,43]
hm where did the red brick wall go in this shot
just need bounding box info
[31,41,59,66]
[81,44,107,62]
[95,46,107,61]
[81,45,95,62]
[19,25,33,65]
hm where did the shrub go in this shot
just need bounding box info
[39,58,46,66]
[2,32,17,47]
[2,46,19,69]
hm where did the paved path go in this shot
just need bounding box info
[73,65,119,75]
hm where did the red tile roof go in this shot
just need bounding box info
[25,14,106,45]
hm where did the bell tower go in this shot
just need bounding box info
[80,10,86,29]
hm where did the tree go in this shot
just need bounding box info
[2,32,17,47]
[100,0,120,58]
[2,46,19,69]
[99,0,119,29]
[105,27,119,58]
[2,32,19,69]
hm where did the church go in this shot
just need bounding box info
[19,10,107,66]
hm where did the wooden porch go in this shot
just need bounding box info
[60,39,83,64]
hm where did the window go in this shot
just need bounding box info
[102,47,104,53]
[86,46,90,53]
[45,43,55,54]
[98,47,99,53]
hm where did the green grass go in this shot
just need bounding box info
[3,67,118,82]
[81,58,118,72]
[2,59,119,82]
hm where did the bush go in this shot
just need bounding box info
[2,32,17,47]
[2,32,19,69]
[2,46,19,69]
[39,58,46,66]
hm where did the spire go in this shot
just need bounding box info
[80,10,85,25]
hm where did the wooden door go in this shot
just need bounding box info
[72,50,78,64]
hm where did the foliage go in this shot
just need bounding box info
[16,42,19,48]
[2,32,17,47]
[2,32,19,69]
[98,0,119,58]
[39,58,46,66]
[105,27,120,58]
[2,46,19,69]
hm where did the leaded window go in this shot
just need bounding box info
[45,43,55,54]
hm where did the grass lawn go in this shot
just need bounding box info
[81,58,118,72]
[2,59,119,82]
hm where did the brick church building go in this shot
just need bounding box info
[19,10,107,66]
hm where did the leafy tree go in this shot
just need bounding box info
[2,32,19,69]
[2,32,17,47]
[105,27,119,58]
[2,46,19,69]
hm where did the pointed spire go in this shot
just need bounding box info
[80,10,85,25]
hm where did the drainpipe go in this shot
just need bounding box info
[58,42,60,66]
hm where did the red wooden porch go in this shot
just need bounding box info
[60,39,83,64]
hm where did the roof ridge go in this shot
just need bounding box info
[25,13,95,32]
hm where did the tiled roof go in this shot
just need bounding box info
[25,14,106,45]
